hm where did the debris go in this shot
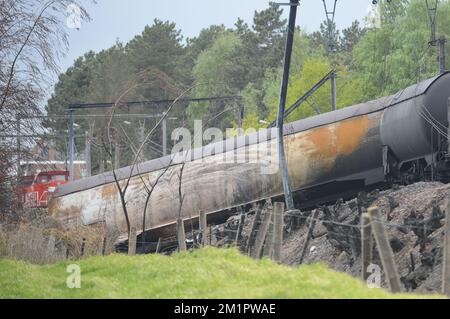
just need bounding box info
[229,181,450,293]
[387,195,399,221]
[389,236,405,253]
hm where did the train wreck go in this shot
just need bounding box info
[48,72,450,246]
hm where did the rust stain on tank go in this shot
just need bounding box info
[305,115,371,160]
[282,115,375,189]
[101,183,117,200]
[48,197,81,224]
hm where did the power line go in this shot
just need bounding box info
[425,0,446,73]
[425,0,438,44]
[67,96,243,110]
[322,0,338,53]
[18,114,178,120]
[268,69,335,127]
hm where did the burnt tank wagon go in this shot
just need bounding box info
[48,72,450,243]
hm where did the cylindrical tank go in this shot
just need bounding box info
[381,72,450,163]
[49,73,450,242]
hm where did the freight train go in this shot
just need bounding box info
[19,171,69,208]
[48,72,450,244]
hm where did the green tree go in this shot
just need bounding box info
[338,20,367,68]
[230,3,288,121]
[86,43,133,103]
[183,24,229,82]
[188,32,243,130]
[353,0,450,99]
[126,19,187,98]
[341,20,367,53]
[45,52,97,159]
[250,2,287,79]
[46,52,96,116]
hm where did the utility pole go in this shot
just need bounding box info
[331,70,337,111]
[448,98,450,155]
[322,0,338,53]
[426,0,446,74]
[276,0,299,211]
[439,36,446,74]
[323,1,338,111]
[68,109,75,181]
[426,0,438,44]
[16,115,21,177]
[162,118,167,156]
[85,130,91,177]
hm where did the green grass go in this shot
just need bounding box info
[0,248,444,299]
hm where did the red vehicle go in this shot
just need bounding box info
[18,171,69,208]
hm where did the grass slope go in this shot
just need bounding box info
[0,248,443,299]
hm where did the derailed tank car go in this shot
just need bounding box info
[48,72,450,243]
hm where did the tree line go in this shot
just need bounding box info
[15,0,450,180]
[1,0,450,222]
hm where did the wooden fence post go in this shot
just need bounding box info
[128,227,137,256]
[177,218,187,252]
[235,212,246,247]
[442,199,450,296]
[80,238,86,257]
[263,219,274,258]
[46,235,55,259]
[361,213,373,281]
[209,225,212,246]
[246,203,262,255]
[156,237,162,254]
[199,210,207,247]
[368,206,402,293]
[272,202,284,263]
[101,237,107,256]
[299,210,319,264]
[251,208,273,259]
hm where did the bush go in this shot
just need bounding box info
[0,210,118,264]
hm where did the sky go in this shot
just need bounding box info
[59,0,372,73]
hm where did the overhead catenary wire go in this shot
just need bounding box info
[322,0,338,53]
[417,104,449,139]
[425,0,439,44]
[420,104,447,131]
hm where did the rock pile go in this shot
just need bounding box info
[214,182,449,294]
